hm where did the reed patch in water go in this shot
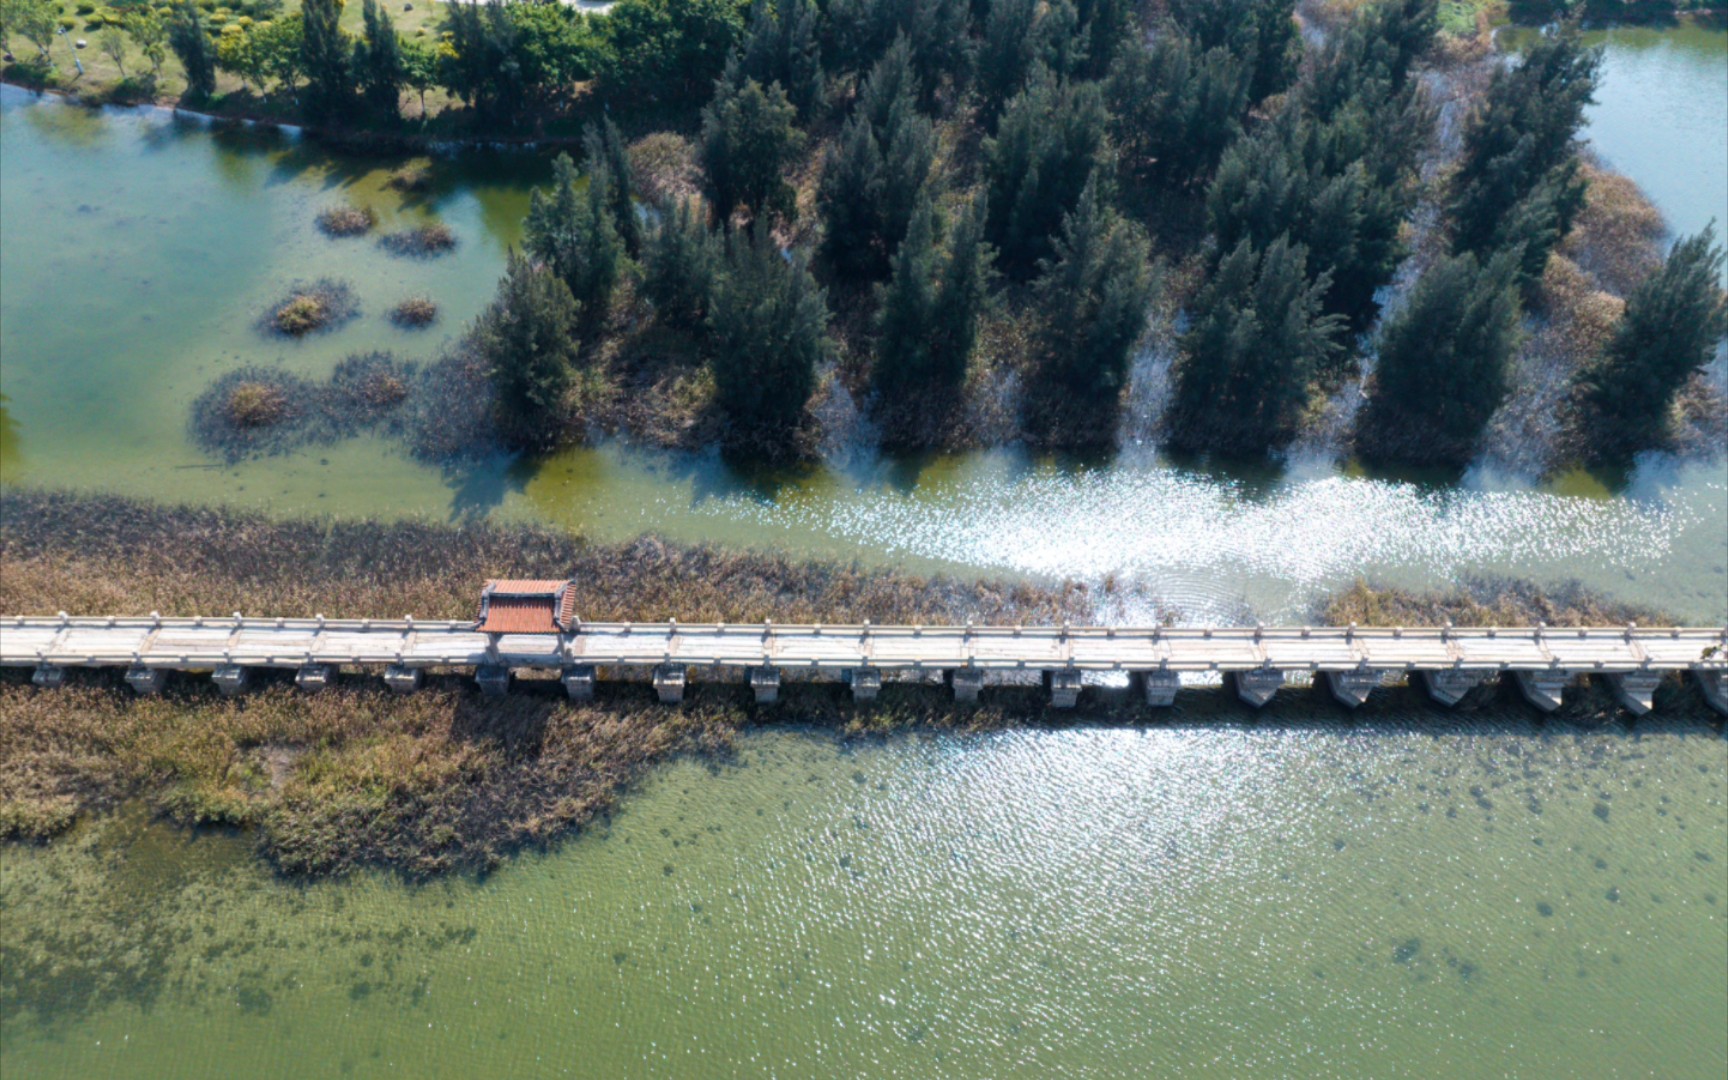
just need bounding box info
[380,223,457,258]
[389,295,439,328]
[260,279,360,338]
[315,205,378,238]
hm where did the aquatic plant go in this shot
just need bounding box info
[389,295,439,328]
[315,204,378,238]
[261,279,359,338]
[224,380,289,428]
[380,223,456,258]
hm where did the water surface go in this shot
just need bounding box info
[3,53,1726,622]
[3,718,1725,1078]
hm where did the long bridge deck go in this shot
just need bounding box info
[4,615,1725,716]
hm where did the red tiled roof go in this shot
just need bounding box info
[476,579,577,634]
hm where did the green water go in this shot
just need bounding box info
[3,25,1728,1078]
[3,59,1727,623]
[3,718,1725,1078]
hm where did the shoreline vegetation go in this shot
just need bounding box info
[9,0,1724,473]
[2,490,1718,878]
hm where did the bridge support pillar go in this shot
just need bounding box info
[125,664,167,696]
[1420,668,1486,707]
[749,666,780,704]
[1326,669,1381,709]
[1696,669,1727,716]
[1607,670,1662,716]
[212,665,249,696]
[653,664,686,705]
[1515,669,1572,713]
[295,663,334,693]
[1233,668,1283,708]
[561,665,596,702]
[1136,670,1181,707]
[950,667,984,704]
[849,667,882,703]
[383,664,423,694]
[31,663,66,689]
[475,664,510,697]
[1046,669,1082,709]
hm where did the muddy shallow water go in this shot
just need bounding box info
[3,717,1725,1079]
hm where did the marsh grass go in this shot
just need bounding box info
[315,204,378,238]
[1320,578,1673,628]
[389,295,440,328]
[190,354,419,462]
[380,223,457,258]
[260,279,360,338]
[2,493,1711,876]
[0,491,1096,874]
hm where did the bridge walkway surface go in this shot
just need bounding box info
[4,615,1724,716]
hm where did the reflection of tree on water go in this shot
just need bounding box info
[0,393,20,469]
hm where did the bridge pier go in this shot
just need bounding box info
[561,664,596,702]
[383,664,423,694]
[475,664,510,697]
[295,663,334,693]
[31,663,65,689]
[1514,669,1572,713]
[125,664,167,695]
[1233,668,1283,708]
[1046,669,1082,709]
[1607,670,1662,715]
[1420,668,1487,707]
[848,667,882,703]
[212,664,249,696]
[749,666,781,704]
[653,664,686,704]
[1326,669,1381,709]
[1697,669,1728,716]
[1136,669,1181,707]
[950,667,984,704]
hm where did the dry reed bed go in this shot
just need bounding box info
[3,492,1712,878]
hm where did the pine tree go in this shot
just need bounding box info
[930,193,994,392]
[643,198,721,332]
[873,194,939,398]
[1172,236,1345,453]
[1167,0,1299,104]
[354,0,403,120]
[476,251,582,449]
[1073,0,1133,80]
[708,228,830,447]
[1108,32,1249,192]
[300,0,355,123]
[1034,174,1154,402]
[168,3,217,100]
[584,117,643,256]
[984,72,1109,279]
[817,113,886,277]
[739,0,824,118]
[524,152,625,335]
[1366,249,1522,460]
[698,62,803,221]
[976,0,1037,130]
[1451,27,1600,274]
[1579,225,1727,454]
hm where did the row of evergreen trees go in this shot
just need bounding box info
[462,0,1721,464]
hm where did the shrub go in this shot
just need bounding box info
[379,223,456,258]
[314,204,376,238]
[389,296,438,328]
[259,279,359,337]
[225,381,288,428]
[274,295,326,335]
